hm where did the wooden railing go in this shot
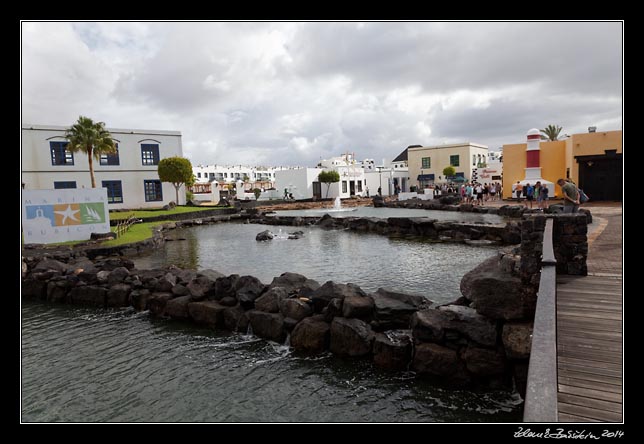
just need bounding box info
[523,218,558,422]
[115,215,138,238]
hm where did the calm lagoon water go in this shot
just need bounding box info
[133,222,497,303]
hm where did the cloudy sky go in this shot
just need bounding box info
[22,21,622,167]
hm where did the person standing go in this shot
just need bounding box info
[525,183,534,208]
[365,186,370,198]
[557,178,579,213]
[377,186,382,196]
[514,182,523,203]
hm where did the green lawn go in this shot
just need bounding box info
[109,205,228,220]
[102,221,169,247]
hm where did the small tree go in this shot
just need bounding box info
[540,124,563,141]
[252,188,262,200]
[318,170,340,198]
[442,166,456,180]
[158,157,195,205]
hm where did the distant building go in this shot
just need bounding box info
[275,153,367,200]
[502,129,622,201]
[192,164,291,191]
[22,124,184,208]
[364,147,410,196]
[407,143,489,189]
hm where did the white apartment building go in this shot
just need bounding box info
[193,164,291,189]
[22,124,184,208]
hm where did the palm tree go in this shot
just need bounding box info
[540,124,563,141]
[64,116,116,188]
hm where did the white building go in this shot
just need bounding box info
[22,124,184,209]
[193,164,290,189]
[363,147,411,197]
[275,153,368,200]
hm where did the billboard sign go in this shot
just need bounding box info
[22,188,110,244]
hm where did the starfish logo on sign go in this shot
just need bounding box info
[54,204,81,226]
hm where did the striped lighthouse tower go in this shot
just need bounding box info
[525,128,542,181]
[522,128,554,197]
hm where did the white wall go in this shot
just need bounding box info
[22,124,184,208]
[364,169,409,196]
[275,168,321,199]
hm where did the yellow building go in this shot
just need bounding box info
[502,129,622,200]
[408,143,489,189]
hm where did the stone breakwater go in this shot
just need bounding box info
[386,197,593,224]
[251,213,522,245]
[21,251,534,391]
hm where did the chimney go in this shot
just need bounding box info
[588,126,597,133]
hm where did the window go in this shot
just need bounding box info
[144,180,163,202]
[100,144,120,165]
[450,155,460,167]
[141,144,160,166]
[197,172,201,178]
[421,157,431,169]
[102,180,123,203]
[473,155,477,166]
[50,141,74,166]
[210,172,215,178]
[53,181,76,189]
[342,181,347,193]
[357,181,363,192]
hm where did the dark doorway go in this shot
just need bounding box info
[312,181,322,200]
[349,180,356,196]
[576,153,622,201]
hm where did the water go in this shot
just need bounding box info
[273,206,505,223]
[21,302,523,422]
[133,223,497,303]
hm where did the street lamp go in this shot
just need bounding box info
[376,166,384,195]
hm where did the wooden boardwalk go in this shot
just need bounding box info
[556,274,623,422]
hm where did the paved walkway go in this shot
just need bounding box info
[556,204,623,422]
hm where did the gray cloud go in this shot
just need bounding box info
[21,22,622,167]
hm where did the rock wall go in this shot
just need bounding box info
[22,254,522,390]
[251,214,522,245]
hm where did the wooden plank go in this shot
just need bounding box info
[558,356,622,372]
[558,319,622,330]
[558,331,623,343]
[558,384,623,403]
[558,349,622,363]
[557,310,621,321]
[557,299,621,307]
[557,402,622,422]
[558,287,622,295]
[558,336,623,350]
[558,368,622,386]
[558,412,600,423]
[558,365,621,380]
[558,393,622,414]
[558,376,622,394]
[557,280,623,288]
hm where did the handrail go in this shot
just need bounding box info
[523,218,558,422]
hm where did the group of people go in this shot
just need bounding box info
[459,182,503,205]
[512,178,585,213]
[512,181,550,210]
